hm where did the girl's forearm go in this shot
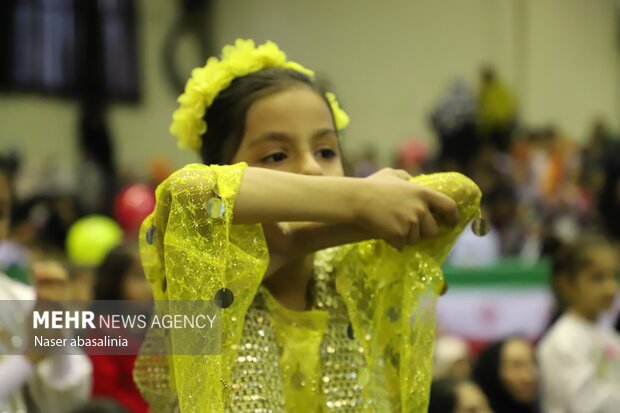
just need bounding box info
[289,222,373,256]
[232,167,361,225]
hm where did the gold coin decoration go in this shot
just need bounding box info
[471,216,489,237]
[440,280,449,296]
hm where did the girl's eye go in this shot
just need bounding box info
[317,148,337,159]
[262,152,287,163]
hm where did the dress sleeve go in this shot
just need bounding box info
[334,172,481,412]
[133,162,270,413]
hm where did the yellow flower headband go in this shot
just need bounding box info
[170,39,350,153]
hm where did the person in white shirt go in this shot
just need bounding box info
[537,234,620,413]
[0,157,92,413]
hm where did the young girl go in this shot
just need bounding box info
[537,235,620,413]
[90,245,152,413]
[133,39,482,412]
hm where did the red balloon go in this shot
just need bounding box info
[397,138,429,168]
[114,184,156,232]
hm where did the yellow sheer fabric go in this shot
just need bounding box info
[134,162,481,413]
[263,287,328,412]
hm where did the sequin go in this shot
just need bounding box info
[346,324,354,340]
[146,225,156,244]
[206,196,225,219]
[440,280,449,295]
[471,216,489,236]
[386,306,399,322]
[215,288,234,308]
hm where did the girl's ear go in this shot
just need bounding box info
[555,273,576,300]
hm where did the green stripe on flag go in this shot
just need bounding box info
[442,258,550,288]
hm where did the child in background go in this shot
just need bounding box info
[473,337,539,413]
[537,235,620,413]
[89,245,151,413]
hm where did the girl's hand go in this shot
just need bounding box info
[355,168,459,251]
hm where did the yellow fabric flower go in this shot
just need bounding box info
[170,39,349,153]
[326,91,350,130]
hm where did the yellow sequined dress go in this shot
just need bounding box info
[133,162,481,413]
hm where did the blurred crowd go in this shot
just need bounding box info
[355,67,620,266]
[0,145,152,412]
[1,66,619,413]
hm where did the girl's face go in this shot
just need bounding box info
[499,338,538,404]
[454,381,493,413]
[568,247,618,319]
[231,86,345,177]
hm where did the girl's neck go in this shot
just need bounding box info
[262,253,315,311]
[568,307,599,323]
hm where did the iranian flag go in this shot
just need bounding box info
[438,259,553,351]
[438,258,620,352]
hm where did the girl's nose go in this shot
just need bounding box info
[298,154,323,176]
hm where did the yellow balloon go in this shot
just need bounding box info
[66,215,123,267]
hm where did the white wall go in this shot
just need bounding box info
[0,0,618,180]
[214,0,498,160]
[523,0,620,138]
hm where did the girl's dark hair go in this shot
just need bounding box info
[94,244,136,300]
[428,378,460,413]
[199,68,345,167]
[545,234,615,330]
[551,234,614,280]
